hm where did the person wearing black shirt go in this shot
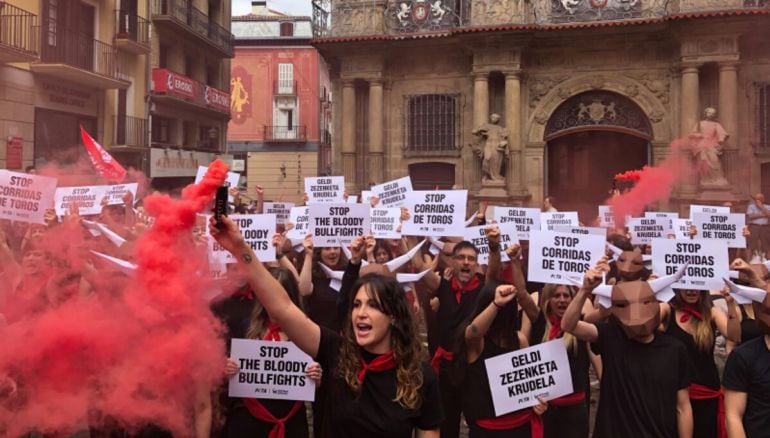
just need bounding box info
[210,216,443,438]
[298,235,347,333]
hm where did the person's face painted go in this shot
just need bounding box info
[611,281,660,340]
[452,247,478,284]
[351,285,392,353]
[549,286,572,318]
[616,250,645,281]
[320,247,340,266]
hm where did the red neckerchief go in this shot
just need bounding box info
[679,305,703,323]
[263,319,282,341]
[547,314,562,340]
[233,285,254,300]
[357,351,395,384]
[451,275,481,304]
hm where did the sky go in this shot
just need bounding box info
[232,0,313,16]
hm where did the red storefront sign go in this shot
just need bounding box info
[5,136,23,170]
[204,85,230,113]
[152,68,197,100]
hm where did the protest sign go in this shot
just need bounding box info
[370,207,401,239]
[484,339,573,416]
[54,183,138,216]
[627,217,673,245]
[598,205,615,228]
[552,226,606,236]
[360,190,374,206]
[651,239,729,291]
[0,170,57,224]
[493,207,541,240]
[691,212,746,248]
[286,206,309,241]
[346,195,358,204]
[527,230,605,286]
[308,203,370,247]
[304,176,344,204]
[402,190,467,237]
[228,339,315,401]
[209,214,276,264]
[675,219,693,240]
[370,176,413,208]
[263,202,294,225]
[463,224,519,265]
[689,204,730,217]
[195,165,240,202]
[540,212,579,231]
[644,211,678,228]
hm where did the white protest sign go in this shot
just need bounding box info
[493,207,541,240]
[597,205,615,228]
[228,339,315,401]
[209,214,276,263]
[689,204,730,217]
[370,176,413,208]
[263,202,295,225]
[346,195,358,204]
[54,183,139,216]
[308,203,371,247]
[691,212,746,248]
[644,211,678,228]
[0,170,57,224]
[527,230,605,286]
[360,190,374,206]
[304,176,344,204]
[651,239,729,291]
[195,166,240,202]
[402,190,467,237]
[540,212,579,231]
[102,183,138,205]
[627,217,674,245]
[463,224,519,265]
[553,226,606,236]
[485,339,573,416]
[675,219,693,240]
[286,206,309,241]
[370,207,401,239]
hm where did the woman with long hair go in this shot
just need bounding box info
[210,216,442,438]
[298,234,348,332]
[660,289,739,438]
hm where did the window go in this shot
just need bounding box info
[761,84,770,148]
[406,94,459,152]
[279,22,294,37]
[152,116,172,144]
[277,63,294,94]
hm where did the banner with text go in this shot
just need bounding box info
[598,205,615,228]
[263,202,294,225]
[0,170,57,224]
[540,212,579,231]
[402,190,467,237]
[228,339,315,401]
[691,212,746,248]
[209,214,276,264]
[493,207,541,240]
[286,206,309,242]
[370,207,402,239]
[552,226,606,237]
[675,219,693,240]
[627,217,674,245]
[54,183,138,216]
[651,239,729,291]
[370,176,412,208]
[309,203,371,247]
[644,211,678,228]
[528,230,605,286]
[463,223,519,265]
[305,176,345,204]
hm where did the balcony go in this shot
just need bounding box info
[0,2,38,63]
[115,10,151,55]
[31,26,129,89]
[274,79,297,96]
[151,68,230,118]
[114,115,148,148]
[264,125,307,142]
[151,0,233,58]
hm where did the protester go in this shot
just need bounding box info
[298,235,347,332]
[745,193,770,263]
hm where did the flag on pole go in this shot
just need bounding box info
[80,125,126,183]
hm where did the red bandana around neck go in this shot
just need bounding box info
[679,305,704,323]
[357,351,396,384]
[451,275,481,303]
[234,285,254,300]
[263,319,282,341]
[547,314,563,340]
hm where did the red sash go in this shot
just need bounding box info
[451,275,481,303]
[357,351,395,383]
[549,390,586,407]
[689,384,726,438]
[243,398,303,438]
[430,346,454,376]
[476,408,544,438]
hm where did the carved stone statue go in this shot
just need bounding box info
[472,113,509,183]
[689,107,729,187]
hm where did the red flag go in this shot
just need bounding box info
[80,125,126,183]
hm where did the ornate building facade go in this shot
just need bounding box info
[312,0,770,217]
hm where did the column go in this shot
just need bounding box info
[680,64,700,194]
[719,62,740,189]
[505,70,524,195]
[341,80,356,191]
[367,79,384,185]
[473,72,489,129]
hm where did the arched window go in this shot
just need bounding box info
[279,22,294,37]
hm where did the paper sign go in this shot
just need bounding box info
[552,226,606,237]
[644,211,678,228]
[690,204,730,217]
[675,219,693,240]
[228,339,316,401]
[598,206,615,228]
[463,223,520,265]
[360,190,374,206]
[527,230,605,286]
[263,202,295,225]
[540,212,579,231]
[308,203,371,247]
[627,217,674,245]
[0,170,58,224]
[493,207,541,240]
[691,212,746,248]
[304,176,344,204]
[346,195,358,204]
[370,207,402,239]
[402,190,467,237]
[209,214,276,264]
[286,206,309,241]
[485,339,573,416]
[370,176,413,207]
[195,166,240,202]
[651,239,729,291]
[54,183,138,216]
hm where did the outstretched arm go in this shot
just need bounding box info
[561,268,602,343]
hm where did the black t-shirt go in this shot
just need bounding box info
[723,336,770,437]
[306,276,343,333]
[591,319,692,438]
[436,276,483,350]
[314,327,444,438]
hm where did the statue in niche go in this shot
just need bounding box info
[689,107,730,187]
[472,113,509,183]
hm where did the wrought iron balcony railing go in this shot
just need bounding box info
[264,125,307,142]
[115,9,150,49]
[0,2,38,59]
[114,115,148,147]
[37,25,122,81]
[151,0,233,57]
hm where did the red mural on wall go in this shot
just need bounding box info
[230,65,252,124]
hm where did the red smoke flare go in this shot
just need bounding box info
[614,166,649,182]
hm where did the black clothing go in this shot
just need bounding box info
[723,336,770,438]
[224,402,308,438]
[211,288,255,345]
[740,305,764,345]
[306,276,343,333]
[591,319,692,438]
[314,327,443,438]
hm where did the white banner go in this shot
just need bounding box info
[54,183,138,216]
[402,190,467,237]
[304,176,345,204]
[527,230,605,286]
[552,226,606,237]
[493,207,541,240]
[540,212,579,231]
[485,339,574,416]
[627,217,673,245]
[0,170,58,224]
[286,206,309,241]
[308,203,371,247]
[370,207,401,239]
[263,202,295,225]
[463,224,519,265]
[598,205,615,228]
[228,339,316,401]
[370,176,413,208]
[651,239,729,291]
[644,211,678,228]
[209,214,276,264]
[691,212,746,248]
[689,204,730,217]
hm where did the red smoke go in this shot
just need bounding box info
[614,166,648,182]
[0,160,229,435]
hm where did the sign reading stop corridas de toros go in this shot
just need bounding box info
[402,190,467,237]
